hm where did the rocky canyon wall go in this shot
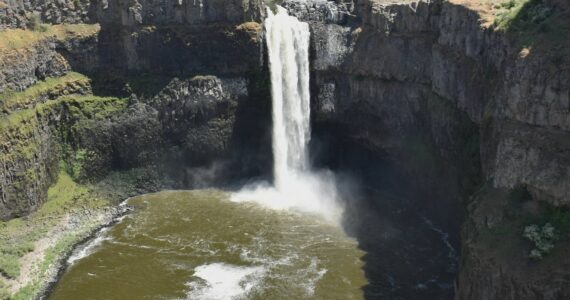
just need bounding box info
[0,0,272,220]
[284,0,570,298]
[0,0,95,30]
[95,0,265,75]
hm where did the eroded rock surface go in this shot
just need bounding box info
[286,0,570,298]
[0,0,95,30]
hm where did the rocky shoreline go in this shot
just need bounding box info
[38,201,132,300]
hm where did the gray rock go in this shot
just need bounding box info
[0,38,66,93]
[295,0,570,298]
[96,0,265,27]
[0,0,95,30]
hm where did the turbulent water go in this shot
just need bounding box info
[48,191,366,299]
[233,6,341,223]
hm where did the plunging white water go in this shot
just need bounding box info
[266,6,311,189]
[232,6,341,223]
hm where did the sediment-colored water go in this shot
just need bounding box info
[48,190,366,300]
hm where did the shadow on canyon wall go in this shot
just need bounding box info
[311,124,458,300]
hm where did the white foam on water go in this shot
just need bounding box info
[186,263,265,300]
[67,228,112,265]
[299,257,328,297]
[231,171,342,224]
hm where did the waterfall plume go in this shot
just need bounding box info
[232,6,341,224]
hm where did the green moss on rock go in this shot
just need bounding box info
[0,170,112,298]
[0,72,91,115]
[0,76,128,220]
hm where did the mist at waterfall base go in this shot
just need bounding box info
[231,6,342,224]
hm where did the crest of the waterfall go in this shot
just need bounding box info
[232,6,342,224]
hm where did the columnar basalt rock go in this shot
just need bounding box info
[291,0,570,211]
[96,0,264,27]
[0,0,270,221]
[284,0,570,298]
[0,25,100,93]
[96,0,265,75]
[0,38,69,93]
[0,0,95,30]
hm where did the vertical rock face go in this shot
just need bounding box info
[0,21,100,220]
[91,0,272,185]
[96,0,265,75]
[0,21,100,94]
[291,0,479,239]
[0,107,61,220]
[96,0,264,27]
[285,0,570,298]
[0,39,69,93]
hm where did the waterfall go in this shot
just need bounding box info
[232,6,341,224]
[265,6,311,192]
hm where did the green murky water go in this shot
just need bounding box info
[48,190,367,299]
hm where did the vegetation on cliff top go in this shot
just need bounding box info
[493,0,570,61]
[1,93,128,131]
[493,0,553,31]
[0,24,99,51]
[453,0,569,62]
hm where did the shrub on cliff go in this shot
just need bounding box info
[26,14,48,32]
[494,0,553,31]
[520,201,570,260]
[523,223,557,259]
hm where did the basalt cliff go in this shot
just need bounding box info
[0,0,569,299]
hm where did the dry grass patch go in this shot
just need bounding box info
[236,22,262,42]
[0,24,100,51]
[448,0,509,27]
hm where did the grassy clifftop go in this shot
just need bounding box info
[0,24,99,52]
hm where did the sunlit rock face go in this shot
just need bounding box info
[95,0,265,75]
[96,0,264,27]
[0,0,95,30]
